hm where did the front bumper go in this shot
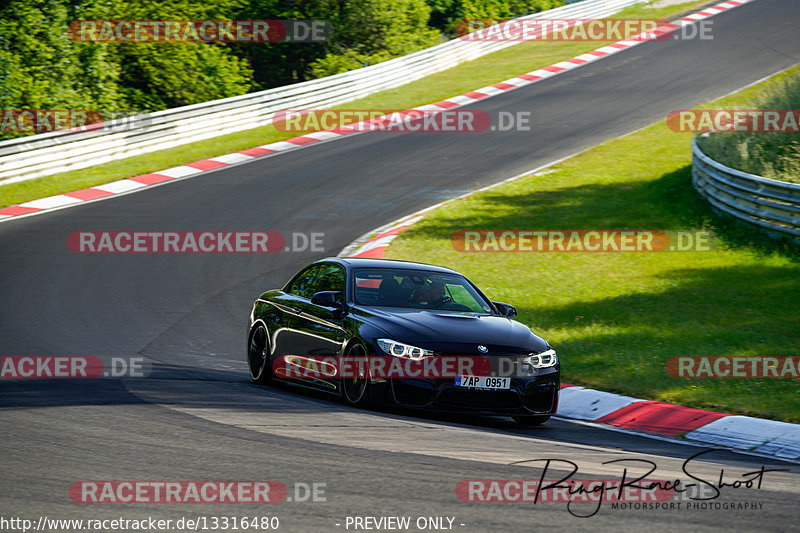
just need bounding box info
[376,367,560,416]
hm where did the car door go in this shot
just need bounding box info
[269,264,320,368]
[284,262,348,389]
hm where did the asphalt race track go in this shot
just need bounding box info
[2,1,800,531]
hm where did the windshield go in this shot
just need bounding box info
[352,268,494,313]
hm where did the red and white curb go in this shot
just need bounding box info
[558,385,800,461]
[339,212,430,258]
[0,0,752,223]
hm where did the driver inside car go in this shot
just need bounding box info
[428,282,451,308]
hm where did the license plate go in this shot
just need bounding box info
[455,375,510,390]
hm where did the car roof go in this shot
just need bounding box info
[316,257,460,275]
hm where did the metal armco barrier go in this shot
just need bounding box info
[0,0,642,185]
[692,136,800,242]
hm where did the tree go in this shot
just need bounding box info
[79,0,252,110]
[309,0,441,77]
[0,0,253,141]
[0,0,122,138]
[426,0,563,37]
[230,0,333,89]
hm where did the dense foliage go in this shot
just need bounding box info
[427,0,562,36]
[0,0,563,139]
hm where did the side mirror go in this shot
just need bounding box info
[493,302,517,317]
[311,291,344,309]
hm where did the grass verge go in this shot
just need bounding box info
[0,0,712,208]
[385,64,800,423]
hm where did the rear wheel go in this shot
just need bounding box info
[248,324,272,385]
[513,415,550,426]
[341,343,370,407]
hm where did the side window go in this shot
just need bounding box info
[312,264,346,299]
[286,265,320,299]
[446,282,485,312]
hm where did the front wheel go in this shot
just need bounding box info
[248,324,272,385]
[513,415,550,426]
[341,343,370,408]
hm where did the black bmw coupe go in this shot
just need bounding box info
[247,257,559,425]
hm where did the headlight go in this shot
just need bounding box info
[377,339,433,359]
[523,349,558,369]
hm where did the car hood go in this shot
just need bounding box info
[355,307,548,353]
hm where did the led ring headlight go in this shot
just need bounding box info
[377,339,433,359]
[524,348,558,368]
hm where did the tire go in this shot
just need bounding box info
[248,324,272,385]
[513,415,550,426]
[341,342,370,408]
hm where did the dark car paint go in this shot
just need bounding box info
[248,257,560,416]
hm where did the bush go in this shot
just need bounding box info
[697,74,800,184]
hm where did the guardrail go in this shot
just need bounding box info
[692,136,800,242]
[0,0,643,185]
